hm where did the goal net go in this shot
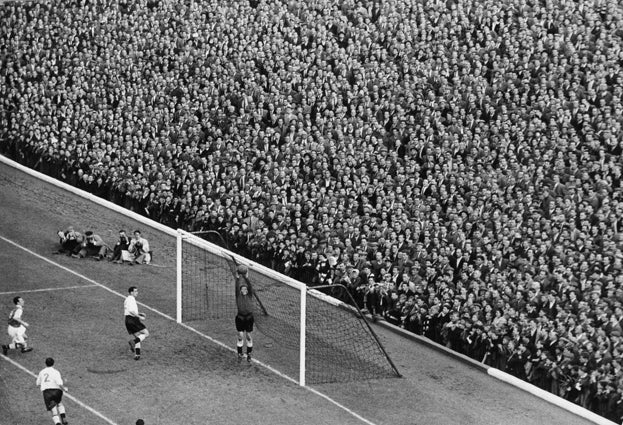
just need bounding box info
[177,229,400,385]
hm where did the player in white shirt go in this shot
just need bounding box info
[125,286,149,360]
[2,296,33,355]
[36,357,69,425]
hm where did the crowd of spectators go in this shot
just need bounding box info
[1,0,622,420]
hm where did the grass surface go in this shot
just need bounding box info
[0,159,592,425]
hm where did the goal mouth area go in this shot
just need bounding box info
[177,229,401,385]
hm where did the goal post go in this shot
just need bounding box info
[176,228,400,385]
[176,229,183,324]
[299,283,306,387]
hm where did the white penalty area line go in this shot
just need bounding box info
[0,235,378,425]
[0,354,118,425]
[0,284,98,295]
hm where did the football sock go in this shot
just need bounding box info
[52,413,60,424]
[135,342,141,350]
[246,346,253,355]
[58,404,66,416]
[135,347,141,356]
[134,337,140,344]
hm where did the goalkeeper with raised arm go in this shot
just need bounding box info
[235,264,254,363]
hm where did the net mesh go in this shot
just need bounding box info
[180,238,237,321]
[180,234,400,384]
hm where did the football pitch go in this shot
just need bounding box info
[0,159,592,425]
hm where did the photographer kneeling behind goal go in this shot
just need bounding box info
[56,226,83,255]
[72,231,108,260]
[110,230,131,263]
[127,230,151,265]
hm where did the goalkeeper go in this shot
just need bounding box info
[235,264,254,363]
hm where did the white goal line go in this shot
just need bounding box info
[0,284,98,295]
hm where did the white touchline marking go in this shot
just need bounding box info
[0,235,378,425]
[0,284,98,295]
[0,354,118,425]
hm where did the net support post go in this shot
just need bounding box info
[299,285,306,386]
[176,229,183,323]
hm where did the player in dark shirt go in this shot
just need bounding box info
[235,264,254,363]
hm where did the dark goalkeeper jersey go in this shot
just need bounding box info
[235,276,254,316]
